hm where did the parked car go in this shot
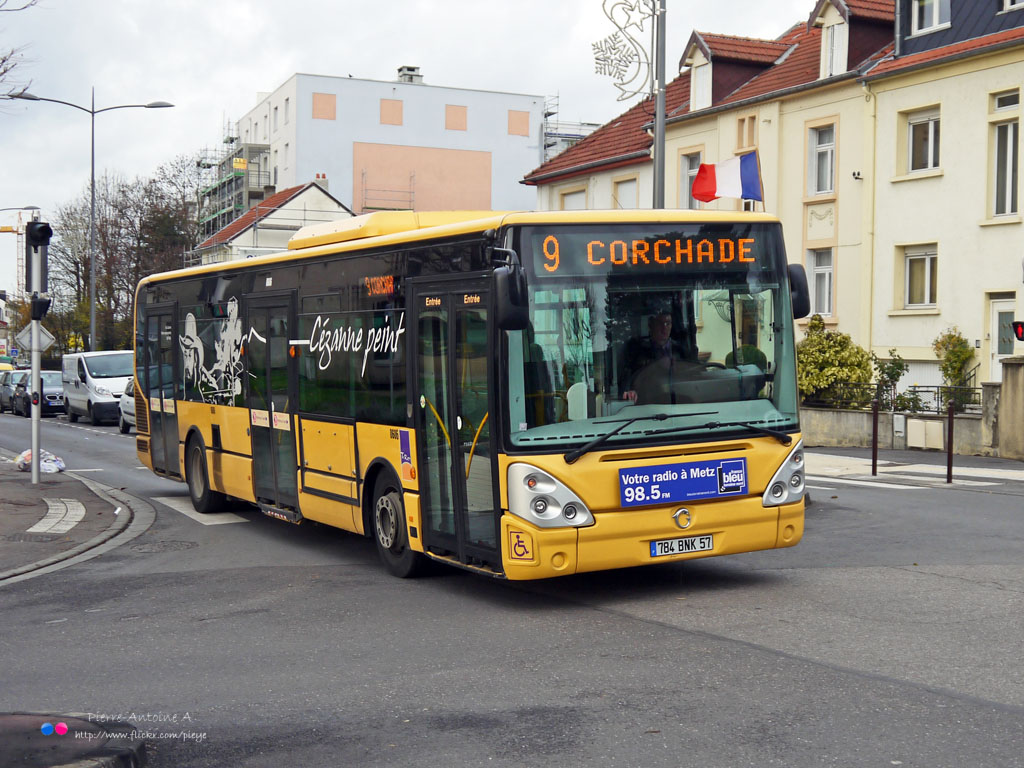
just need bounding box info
[0,370,27,413]
[62,351,134,425]
[12,370,65,417]
[118,378,136,434]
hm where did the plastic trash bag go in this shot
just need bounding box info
[15,449,66,473]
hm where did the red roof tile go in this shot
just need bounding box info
[718,25,821,105]
[696,32,792,64]
[866,25,1024,78]
[846,0,895,22]
[199,184,311,248]
[522,76,691,184]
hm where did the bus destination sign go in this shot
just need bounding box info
[526,225,775,278]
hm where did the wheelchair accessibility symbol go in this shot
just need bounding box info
[509,530,534,561]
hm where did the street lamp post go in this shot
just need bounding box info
[13,89,173,350]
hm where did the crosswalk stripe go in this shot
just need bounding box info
[153,496,249,525]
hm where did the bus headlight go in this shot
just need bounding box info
[508,464,594,528]
[762,440,805,507]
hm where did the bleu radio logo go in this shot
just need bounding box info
[717,459,746,493]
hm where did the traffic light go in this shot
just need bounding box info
[1013,320,1024,342]
[24,220,53,293]
[30,295,51,321]
[25,220,53,248]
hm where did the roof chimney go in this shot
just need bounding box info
[397,65,423,84]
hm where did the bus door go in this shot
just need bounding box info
[144,304,180,476]
[410,281,498,570]
[244,295,299,513]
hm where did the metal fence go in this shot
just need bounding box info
[805,382,981,414]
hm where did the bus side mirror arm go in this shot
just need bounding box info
[788,263,811,319]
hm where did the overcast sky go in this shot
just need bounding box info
[0,0,814,298]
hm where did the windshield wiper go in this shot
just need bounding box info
[563,413,673,464]
[644,419,793,446]
[561,411,720,466]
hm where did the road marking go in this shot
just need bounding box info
[806,484,835,491]
[66,468,104,472]
[805,475,919,490]
[28,498,86,534]
[877,472,998,487]
[153,496,249,525]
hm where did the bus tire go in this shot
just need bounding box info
[185,436,226,514]
[372,475,425,578]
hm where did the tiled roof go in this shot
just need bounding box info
[696,32,792,64]
[866,25,1024,78]
[717,24,819,106]
[846,0,895,22]
[199,184,310,248]
[522,76,691,184]
[808,0,894,27]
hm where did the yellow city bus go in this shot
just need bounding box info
[134,209,810,580]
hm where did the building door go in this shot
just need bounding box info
[991,298,1016,381]
[410,280,498,570]
[245,295,299,511]
[143,304,180,476]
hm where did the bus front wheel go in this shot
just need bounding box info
[372,477,425,578]
[185,437,226,514]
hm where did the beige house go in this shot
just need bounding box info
[863,22,1024,386]
[525,0,1024,388]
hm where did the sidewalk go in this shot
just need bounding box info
[805,445,1024,486]
[0,454,128,582]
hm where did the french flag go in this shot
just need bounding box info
[691,151,762,203]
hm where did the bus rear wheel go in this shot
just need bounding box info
[372,476,425,578]
[185,437,226,514]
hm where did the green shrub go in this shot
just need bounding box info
[932,327,974,385]
[796,315,872,402]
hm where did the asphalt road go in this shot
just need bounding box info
[1,411,1022,767]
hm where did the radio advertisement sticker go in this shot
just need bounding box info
[618,458,748,508]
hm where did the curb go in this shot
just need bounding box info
[0,460,156,586]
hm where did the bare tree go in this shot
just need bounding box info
[1,0,38,98]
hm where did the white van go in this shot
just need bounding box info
[62,351,134,425]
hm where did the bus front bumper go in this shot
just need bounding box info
[501,497,803,581]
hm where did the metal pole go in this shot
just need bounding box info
[89,87,97,351]
[30,218,41,485]
[871,399,879,476]
[652,0,666,208]
[946,401,954,484]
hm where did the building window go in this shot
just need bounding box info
[995,90,1020,111]
[994,120,1019,216]
[284,143,289,170]
[912,0,950,33]
[273,106,278,132]
[823,23,847,77]
[810,124,836,195]
[559,188,587,210]
[681,152,702,209]
[1005,0,1024,10]
[692,63,711,111]
[737,115,756,149]
[909,111,940,171]
[613,178,638,209]
[284,97,290,124]
[905,247,937,307]
[809,249,834,317]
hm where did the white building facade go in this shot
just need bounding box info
[238,67,545,213]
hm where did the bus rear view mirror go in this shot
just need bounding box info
[494,264,528,330]
[788,263,811,319]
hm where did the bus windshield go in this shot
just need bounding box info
[505,222,800,449]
